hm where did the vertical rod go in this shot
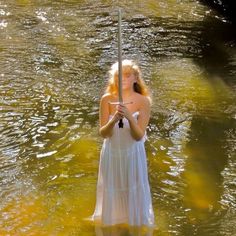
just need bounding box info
[118,9,123,128]
[118,9,123,104]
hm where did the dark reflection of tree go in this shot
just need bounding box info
[200,0,236,23]
[193,14,236,87]
[181,115,230,235]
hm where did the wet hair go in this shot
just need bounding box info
[105,59,151,102]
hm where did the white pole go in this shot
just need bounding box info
[118,9,123,128]
[118,9,123,104]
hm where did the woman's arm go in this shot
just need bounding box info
[117,96,151,141]
[99,94,123,138]
[129,97,150,141]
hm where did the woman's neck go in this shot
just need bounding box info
[122,89,135,101]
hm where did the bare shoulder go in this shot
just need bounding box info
[100,93,115,103]
[101,93,112,100]
[134,93,151,108]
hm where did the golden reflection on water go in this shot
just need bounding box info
[94,225,155,236]
[151,59,233,116]
[0,0,235,235]
[0,193,48,235]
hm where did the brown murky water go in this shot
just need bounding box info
[0,0,235,235]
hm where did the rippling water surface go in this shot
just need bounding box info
[0,0,235,235]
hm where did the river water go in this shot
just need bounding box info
[0,0,235,235]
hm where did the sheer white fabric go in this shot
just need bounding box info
[92,111,155,226]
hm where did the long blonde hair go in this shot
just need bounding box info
[105,59,151,102]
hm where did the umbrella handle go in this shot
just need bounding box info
[118,119,123,128]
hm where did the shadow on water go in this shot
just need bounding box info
[199,0,236,23]
[180,115,230,235]
[194,15,236,85]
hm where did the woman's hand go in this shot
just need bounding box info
[111,110,124,123]
[116,104,132,121]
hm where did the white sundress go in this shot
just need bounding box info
[92,111,155,226]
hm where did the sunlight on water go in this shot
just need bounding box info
[150,58,233,115]
[0,0,235,235]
